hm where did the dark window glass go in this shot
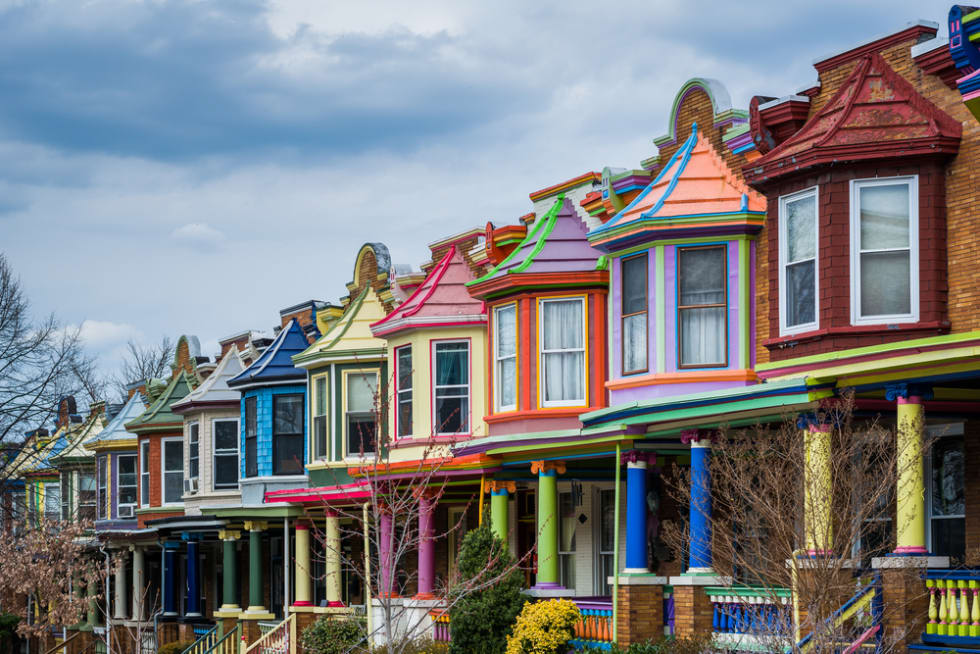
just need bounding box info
[397,347,413,438]
[931,437,965,562]
[273,394,304,475]
[188,423,199,480]
[622,254,648,374]
[117,455,137,507]
[163,440,183,504]
[314,377,328,459]
[244,396,258,478]
[213,420,239,489]
[434,342,469,434]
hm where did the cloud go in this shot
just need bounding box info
[170,222,225,251]
[76,320,141,349]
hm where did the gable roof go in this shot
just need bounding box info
[50,410,105,463]
[86,393,147,450]
[370,244,486,337]
[228,319,308,388]
[293,286,388,368]
[125,371,194,433]
[745,52,961,184]
[172,347,244,412]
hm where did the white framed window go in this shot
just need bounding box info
[850,176,919,325]
[44,483,60,523]
[432,340,470,435]
[677,246,727,367]
[140,440,150,507]
[60,471,72,521]
[78,472,95,520]
[539,297,586,407]
[272,393,304,475]
[117,454,137,515]
[494,304,517,412]
[161,437,184,505]
[779,187,819,335]
[188,421,200,481]
[345,371,377,458]
[621,253,649,374]
[396,346,413,438]
[212,418,239,490]
[97,455,108,519]
[927,423,965,562]
[313,375,329,458]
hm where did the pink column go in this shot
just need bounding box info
[379,511,396,597]
[416,495,436,599]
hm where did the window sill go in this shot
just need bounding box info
[485,407,601,423]
[764,320,950,350]
[606,369,757,390]
[389,436,469,449]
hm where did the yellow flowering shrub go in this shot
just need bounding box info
[505,599,581,654]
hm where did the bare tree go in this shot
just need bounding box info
[111,337,174,400]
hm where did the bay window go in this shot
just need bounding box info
[621,253,648,374]
[313,376,328,458]
[273,394,304,475]
[678,246,727,367]
[779,188,818,334]
[396,346,413,438]
[494,304,517,412]
[139,441,150,506]
[346,372,377,457]
[188,422,199,481]
[162,438,184,505]
[244,396,257,478]
[850,177,918,324]
[539,298,586,406]
[433,341,469,435]
[97,455,108,519]
[78,472,95,520]
[117,454,137,514]
[213,419,239,489]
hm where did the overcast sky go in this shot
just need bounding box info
[0,0,952,374]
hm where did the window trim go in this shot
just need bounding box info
[96,454,108,520]
[243,395,258,478]
[620,253,649,375]
[778,186,820,336]
[493,303,519,413]
[272,393,305,476]
[212,417,240,490]
[160,436,184,506]
[116,453,138,515]
[395,344,413,438]
[343,369,379,459]
[849,176,920,326]
[925,423,966,557]
[676,244,729,369]
[538,296,588,408]
[430,338,471,436]
[187,421,200,481]
[311,374,329,460]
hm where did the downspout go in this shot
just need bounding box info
[363,502,373,650]
[613,443,621,644]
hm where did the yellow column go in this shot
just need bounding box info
[325,512,343,606]
[294,522,312,607]
[890,386,927,555]
[803,418,833,556]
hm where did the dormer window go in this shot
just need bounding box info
[678,246,727,368]
[850,177,919,324]
[779,188,818,335]
[621,254,648,374]
[539,297,586,406]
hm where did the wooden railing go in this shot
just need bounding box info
[202,623,240,654]
[182,623,220,654]
[706,585,793,652]
[570,598,613,650]
[922,569,980,648]
[429,609,451,642]
[794,577,882,654]
[244,615,296,654]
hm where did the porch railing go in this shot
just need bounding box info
[570,598,613,650]
[793,576,882,654]
[202,623,240,654]
[429,609,451,642]
[922,569,980,647]
[244,615,296,654]
[182,623,220,654]
[43,631,80,654]
[706,585,792,652]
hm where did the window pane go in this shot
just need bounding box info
[932,439,964,517]
[214,421,238,450]
[680,306,726,366]
[315,415,328,457]
[495,305,516,357]
[435,396,468,434]
[860,184,909,250]
[397,347,412,390]
[786,194,816,262]
[622,255,648,315]
[315,377,327,415]
[599,490,615,552]
[679,247,726,307]
[215,454,238,488]
[245,397,257,437]
[245,437,258,477]
[347,416,376,456]
[498,358,516,408]
[274,395,303,435]
[164,441,182,471]
[273,434,304,475]
[786,260,816,327]
[347,374,376,413]
[623,313,647,372]
[436,342,468,387]
[860,251,910,316]
[397,401,412,438]
[542,300,583,350]
[164,473,182,504]
[543,351,584,402]
[931,518,965,562]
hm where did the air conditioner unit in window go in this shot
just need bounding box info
[183,478,199,494]
[118,505,135,519]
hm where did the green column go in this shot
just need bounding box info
[489,481,513,545]
[532,461,564,589]
[247,523,265,611]
[86,579,98,627]
[220,530,241,612]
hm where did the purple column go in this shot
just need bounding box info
[380,511,395,597]
[416,495,435,599]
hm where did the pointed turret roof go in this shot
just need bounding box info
[172,347,245,412]
[745,52,961,184]
[125,371,194,434]
[228,319,308,388]
[86,393,147,450]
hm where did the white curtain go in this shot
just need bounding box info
[495,306,517,407]
[542,300,584,402]
[680,307,725,365]
[679,247,726,366]
[623,313,647,372]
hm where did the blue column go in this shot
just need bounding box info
[684,430,713,573]
[624,452,651,573]
[185,538,201,617]
[163,541,180,617]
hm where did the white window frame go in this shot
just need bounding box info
[431,339,471,436]
[161,437,184,506]
[849,176,919,325]
[494,303,518,413]
[344,370,378,460]
[395,345,413,438]
[97,455,108,520]
[212,418,240,491]
[117,453,138,515]
[538,296,587,408]
[187,421,200,481]
[778,186,820,336]
[926,423,966,555]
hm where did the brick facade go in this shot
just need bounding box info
[670,585,713,639]
[615,584,663,648]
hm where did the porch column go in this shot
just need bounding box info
[131,546,144,620]
[244,521,270,615]
[802,416,833,556]
[185,538,202,617]
[163,541,180,617]
[113,550,128,620]
[489,481,515,545]
[379,511,395,597]
[624,451,653,574]
[294,522,312,607]
[86,578,98,627]
[888,384,930,555]
[531,460,566,589]
[416,494,436,599]
[218,530,241,613]
[681,431,713,573]
[325,512,343,607]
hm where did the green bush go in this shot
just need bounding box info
[448,526,526,654]
[371,638,449,654]
[158,640,194,654]
[579,635,713,654]
[301,617,365,654]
